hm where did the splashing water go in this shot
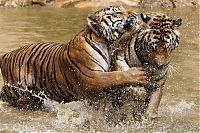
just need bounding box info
[167,100,196,114]
[0,91,198,132]
[42,99,109,130]
[45,100,91,126]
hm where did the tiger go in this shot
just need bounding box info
[0,6,148,110]
[110,13,182,121]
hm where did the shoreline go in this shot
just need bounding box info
[0,0,199,8]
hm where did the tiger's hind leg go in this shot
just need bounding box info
[0,86,44,110]
[15,92,44,110]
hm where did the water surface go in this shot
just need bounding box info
[0,6,199,132]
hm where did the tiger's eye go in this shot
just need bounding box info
[154,36,159,39]
[165,35,170,39]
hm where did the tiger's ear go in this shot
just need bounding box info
[140,13,151,23]
[87,13,101,36]
[173,18,182,29]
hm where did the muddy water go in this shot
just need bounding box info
[0,7,199,132]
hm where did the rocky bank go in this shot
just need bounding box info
[0,0,199,8]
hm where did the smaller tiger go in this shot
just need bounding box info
[110,12,182,121]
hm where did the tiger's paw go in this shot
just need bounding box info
[142,112,160,121]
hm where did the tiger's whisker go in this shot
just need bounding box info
[168,64,178,76]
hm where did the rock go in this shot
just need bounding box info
[4,0,32,7]
[74,0,200,8]
[32,0,47,6]
[139,0,200,8]
[0,0,47,7]
[0,0,5,6]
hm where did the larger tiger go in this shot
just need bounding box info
[110,13,182,121]
[0,7,148,110]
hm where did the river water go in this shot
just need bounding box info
[0,6,199,132]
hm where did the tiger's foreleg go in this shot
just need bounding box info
[108,54,147,123]
[112,52,147,100]
[144,86,164,119]
[143,68,167,119]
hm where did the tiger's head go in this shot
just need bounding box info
[87,6,139,42]
[135,13,182,68]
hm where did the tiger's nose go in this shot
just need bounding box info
[154,55,170,68]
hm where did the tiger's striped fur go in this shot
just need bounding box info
[111,13,182,121]
[0,7,147,109]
